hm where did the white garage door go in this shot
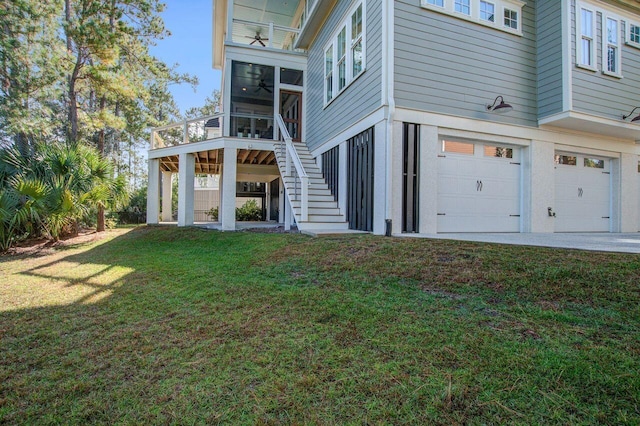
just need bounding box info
[554,153,610,232]
[437,140,521,232]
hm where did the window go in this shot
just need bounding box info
[325,45,333,102]
[604,16,621,76]
[443,140,474,155]
[337,27,347,91]
[421,0,522,34]
[484,145,513,158]
[504,8,518,29]
[480,1,495,22]
[455,0,470,15]
[324,1,366,105]
[627,22,640,47]
[584,158,605,168]
[577,7,595,69]
[351,4,363,77]
[555,155,577,166]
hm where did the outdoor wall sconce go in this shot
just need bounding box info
[486,96,513,113]
[622,107,640,123]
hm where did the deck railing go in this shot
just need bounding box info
[275,114,308,222]
[150,114,223,149]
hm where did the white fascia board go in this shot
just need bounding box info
[148,138,276,159]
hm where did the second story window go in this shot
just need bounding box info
[421,0,522,35]
[480,1,495,22]
[577,7,595,69]
[627,23,640,47]
[604,16,621,76]
[325,45,333,102]
[504,8,518,29]
[324,1,366,106]
[455,0,470,15]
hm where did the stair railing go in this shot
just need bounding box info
[275,114,308,222]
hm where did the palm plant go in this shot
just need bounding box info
[0,141,129,250]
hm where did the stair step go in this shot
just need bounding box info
[297,222,350,231]
[290,200,339,209]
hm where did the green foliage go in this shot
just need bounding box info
[207,206,218,221]
[0,142,129,249]
[1,228,639,424]
[235,199,263,221]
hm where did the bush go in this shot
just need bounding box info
[208,206,218,221]
[236,199,263,221]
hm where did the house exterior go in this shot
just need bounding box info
[147,0,640,235]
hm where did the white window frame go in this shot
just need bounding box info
[454,0,470,16]
[626,21,640,49]
[420,0,524,36]
[503,7,518,30]
[323,1,366,107]
[324,44,334,103]
[480,1,495,23]
[576,4,596,71]
[602,14,622,78]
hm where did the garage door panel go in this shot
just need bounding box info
[554,155,610,232]
[438,143,520,233]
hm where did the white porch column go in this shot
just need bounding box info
[221,147,237,231]
[528,140,555,233]
[381,120,400,235]
[279,177,285,224]
[284,189,293,231]
[177,153,195,227]
[146,159,160,224]
[615,153,638,232]
[161,171,173,222]
[419,125,439,234]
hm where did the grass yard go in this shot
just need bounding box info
[0,226,639,425]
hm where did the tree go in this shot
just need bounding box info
[0,0,64,154]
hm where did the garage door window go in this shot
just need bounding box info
[443,140,474,154]
[584,158,605,168]
[555,155,577,165]
[484,145,513,158]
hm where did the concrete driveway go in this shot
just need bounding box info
[397,233,640,254]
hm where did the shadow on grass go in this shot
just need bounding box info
[0,226,639,425]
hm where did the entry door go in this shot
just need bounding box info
[280,91,302,142]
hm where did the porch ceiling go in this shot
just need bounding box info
[159,149,277,174]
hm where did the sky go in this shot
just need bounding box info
[151,0,222,114]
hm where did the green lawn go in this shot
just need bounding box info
[1,226,638,425]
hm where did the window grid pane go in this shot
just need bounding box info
[631,25,640,44]
[427,0,444,6]
[480,1,495,22]
[504,9,517,29]
[455,0,470,15]
[352,40,363,76]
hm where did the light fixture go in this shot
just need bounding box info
[486,95,513,113]
[623,107,640,123]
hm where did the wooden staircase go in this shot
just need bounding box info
[274,141,349,231]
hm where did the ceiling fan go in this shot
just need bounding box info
[246,32,269,47]
[255,79,273,93]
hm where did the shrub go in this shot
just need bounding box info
[236,199,263,221]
